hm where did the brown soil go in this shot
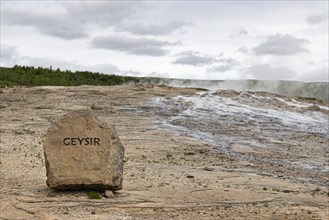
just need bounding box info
[0,84,328,220]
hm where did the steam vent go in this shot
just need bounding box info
[43,109,124,191]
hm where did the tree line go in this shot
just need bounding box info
[0,65,159,87]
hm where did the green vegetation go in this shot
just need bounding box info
[0,65,204,88]
[166,150,173,160]
[86,191,102,199]
[0,65,153,87]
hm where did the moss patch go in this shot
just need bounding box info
[86,191,102,199]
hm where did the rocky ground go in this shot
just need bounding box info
[0,84,328,220]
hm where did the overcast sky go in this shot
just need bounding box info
[1,1,328,81]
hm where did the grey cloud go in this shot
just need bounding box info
[306,14,328,24]
[146,71,171,78]
[2,2,191,40]
[299,67,328,82]
[64,2,142,27]
[217,58,238,64]
[245,64,295,80]
[2,2,142,39]
[86,64,120,74]
[91,35,177,56]
[253,34,309,56]
[237,46,249,54]
[0,43,150,76]
[39,20,88,40]
[118,70,170,78]
[0,44,19,66]
[230,28,248,38]
[238,29,248,36]
[172,51,215,66]
[117,21,193,36]
[208,65,234,72]
[20,57,81,71]
[24,57,121,75]
[0,47,120,74]
[119,70,145,76]
[18,56,89,72]
[173,51,240,70]
[207,58,239,72]
[2,6,87,39]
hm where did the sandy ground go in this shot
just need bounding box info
[0,84,328,220]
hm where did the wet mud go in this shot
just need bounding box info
[144,91,329,186]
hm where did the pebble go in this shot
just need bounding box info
[47,193,55,197]
[105,190,114,198]
[203,167,215,171]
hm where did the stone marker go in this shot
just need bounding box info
[43,109,124,191]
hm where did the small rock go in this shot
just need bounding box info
[184,152,195,156]
[304,105,321,111]
[105,190,114,198]
[203,167,215,171]
[48,192,56,197]
[91,211,96,215]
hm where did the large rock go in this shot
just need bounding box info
[43,110,124,191]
